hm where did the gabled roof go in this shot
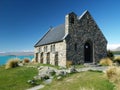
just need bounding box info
[34,11,89,47]
[35,24,65,47]
[35,10,106,47]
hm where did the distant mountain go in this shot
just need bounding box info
[0,51,34,56]
[114,47,120,51]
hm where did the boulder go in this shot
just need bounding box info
[56,70,67,76]
[68,66,77,73]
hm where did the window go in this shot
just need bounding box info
[51,44,55,52]
[39,47,41,52]
[75,43,77,51]
[53,45,55,52]
[50,45,52,52]
[70,17,74,24]
[44,46,47,52]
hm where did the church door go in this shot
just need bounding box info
[84,42,93,63]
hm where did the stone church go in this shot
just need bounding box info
[34,10,107,67]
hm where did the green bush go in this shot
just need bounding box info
[5,58,20,69]
[107,50,114,60]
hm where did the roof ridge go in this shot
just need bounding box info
[78,10,89,20]
[34,28,52,47]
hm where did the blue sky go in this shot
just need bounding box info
[0,0,120,52]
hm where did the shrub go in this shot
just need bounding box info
[31,58,37,63]
[5,58,20,69]
[107,50,114,60]
[22,58,30,64]
[114,56,120,65]
[106,66,120,83]
[100,57,113,66]
[66,60,72,68]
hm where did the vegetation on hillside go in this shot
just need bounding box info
[0,65,38,90]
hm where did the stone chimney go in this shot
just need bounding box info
[65,12,77,35]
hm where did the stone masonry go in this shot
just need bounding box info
[34,10,107,67]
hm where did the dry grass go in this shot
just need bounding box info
[22,58,30,64]
[100,57,113,66]
[106,66,120,82]
[114,56,120,65]
[31,58,37,63]
[66,60,72,68]
[5,58,20,69]
[105,66,120,90]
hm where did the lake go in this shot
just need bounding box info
[0,55,34,65]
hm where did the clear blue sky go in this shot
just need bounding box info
[0,0,120,52]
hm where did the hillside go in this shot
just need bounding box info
[0,51,34,56]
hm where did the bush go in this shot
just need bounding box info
[106,66,120,83]
[5,58,20,69]
[22,58,30,64]
[114,56,120,65]
[31,58,37,63]
[100,57,113,66]
[107,50,114,60]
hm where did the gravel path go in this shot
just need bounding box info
[26,85,44,90]
[76,66,108,72]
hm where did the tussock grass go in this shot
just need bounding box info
[5,58,20,69]
[105,66,120,90]
[22,58,30,64]
[100,57,113,66]
[31,58,37,63]
[114,56,120,65]
[66,61,72,68]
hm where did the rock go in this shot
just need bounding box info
[69,66,77,73]
[56,70,67,76]
[57,76,62,80]
[46,69,56,76]
[44,78,52,84]
[38,66,44,70]
[39,74,50,80]
[18,63,24,66]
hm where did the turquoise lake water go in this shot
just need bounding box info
[0,55,34,65]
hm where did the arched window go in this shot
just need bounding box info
[75,43,77,51]
[70,16,74,24]
[50,45,52,52]
[44,46,47,52]
[53,44,55,52]
[51,44,55,52]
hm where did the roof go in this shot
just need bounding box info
[34,10,97,47]
[35,24,65,47]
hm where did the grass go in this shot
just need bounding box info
[106,66,120,90]
[0,63,115,90]
[41,71,114,90]
[0,65,38,90]
[99,57,113,66]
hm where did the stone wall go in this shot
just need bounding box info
[65,11,107,64]
[34,41,67,67]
